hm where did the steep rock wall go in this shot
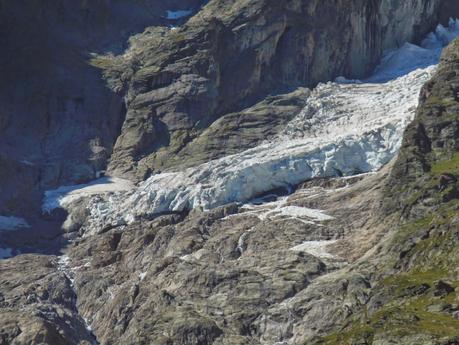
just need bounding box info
[0,0,205,214]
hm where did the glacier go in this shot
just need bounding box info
[44,19,459,232]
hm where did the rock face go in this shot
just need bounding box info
[0,255,96,345]
[1,169,389,345]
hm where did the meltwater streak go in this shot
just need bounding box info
[44,20,459,231]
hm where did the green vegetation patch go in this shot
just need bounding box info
[318,291,459,345]
[430,152,459,176]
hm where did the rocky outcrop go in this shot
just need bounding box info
[104,0,452,180]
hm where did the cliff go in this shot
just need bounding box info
[0,0,205,215]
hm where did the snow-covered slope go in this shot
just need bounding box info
[45,20,459,232]
[42,177,133,214]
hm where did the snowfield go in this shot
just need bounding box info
[43,20,459,233]
[43,177,134,213]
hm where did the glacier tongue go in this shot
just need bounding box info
[85,66,433,230]
[42,177,134,214]
[47,20,459,232]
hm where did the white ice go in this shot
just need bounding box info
[0,216,30,231]
[166,10,193,19]
[290,240,338,260]
[43,177,134,213]
[48,20,459,232]
[367,18,459,82]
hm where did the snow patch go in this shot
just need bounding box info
[83,317,93,332]
[290,240,338,260]
[240,194,333,223]
[0,216,30,231]
[138,272,147,281]
[276,206,334,221]
[42,177,134,213]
